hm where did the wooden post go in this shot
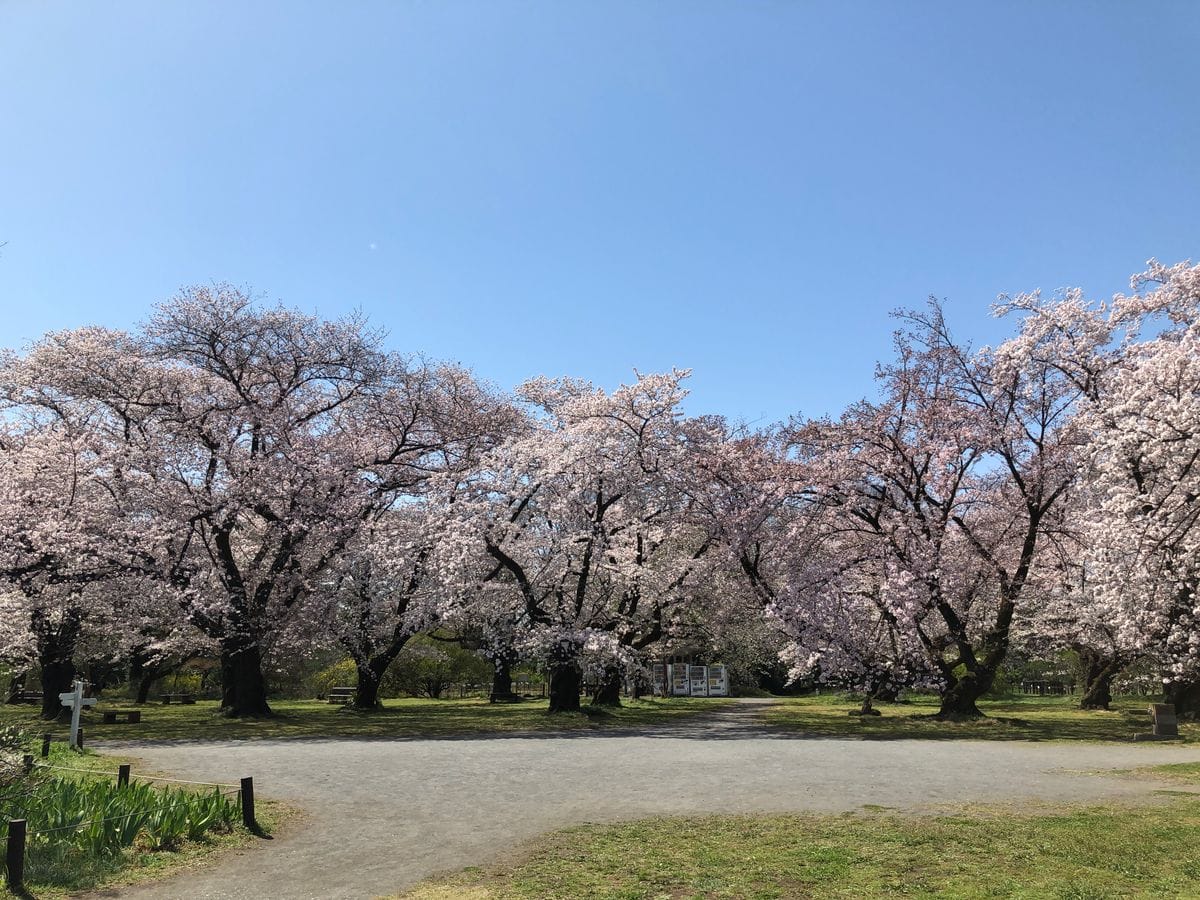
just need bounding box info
[21,754,33,775]
[41,733,51,758]
[240,776,256,830]
[5,819,25,892]
[118,764,131,788]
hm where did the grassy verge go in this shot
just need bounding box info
[399,770,1200,899]
[0,741,285,899]
[764,693,1197,743]
[0,801,286,900]
[0,696,730,743]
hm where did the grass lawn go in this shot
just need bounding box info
[0,696,730,743]
[399,763,1200,900]
[764,692,1198,743]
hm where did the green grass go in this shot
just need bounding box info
[764,693,1197,743]
[0,696,730,743]
[0,741,284,899]
[399,769,1200,900]
[0,801,286,900]
[400,803,1200,899]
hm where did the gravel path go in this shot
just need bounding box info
[93,699,1200,900]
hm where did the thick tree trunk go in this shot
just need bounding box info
[873,684,900,703]
[352,660,384,710]
[1164,680,1200,719]
[1076,646,1123,711]
[219,638,272,718]
[548,656,582,713]
[851,694,881,716]
[33,607,83,720]
[936,671,990,720]
[590,665,623,707]
[490,649,521,703]
[39,655,75,720]
[136,672,158,705]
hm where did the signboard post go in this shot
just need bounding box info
[59,680,96,750]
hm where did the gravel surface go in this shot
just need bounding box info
[92,699,1200,900]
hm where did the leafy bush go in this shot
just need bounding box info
[383,636,491,699]
[310,658,358,699]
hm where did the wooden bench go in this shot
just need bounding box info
[327,687,355,704]
[161,693,196,705]
[102,709,143,724]
[9,690,43,705]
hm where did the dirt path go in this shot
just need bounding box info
[94,699,1200,900]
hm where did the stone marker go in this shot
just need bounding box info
[1134,702,1181,741]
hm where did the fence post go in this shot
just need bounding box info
[240,776,257,830]
[41,733,51,758]
[21,754,33,775]
[118,764,131,788]
[5,819,25,892]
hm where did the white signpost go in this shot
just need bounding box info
[59,680,96,750]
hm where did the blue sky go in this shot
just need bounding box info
[1,2,1198,424]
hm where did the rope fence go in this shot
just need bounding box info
[3,757,258,892]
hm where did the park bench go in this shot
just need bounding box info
[102,709,143,724]
[10,690,43,705]
[328,686,355,704]
[161,692,196,704]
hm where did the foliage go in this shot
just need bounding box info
[3,260,1200,728]
[382,636,491,699]
[0,771,239,889]
[310,658,359,699]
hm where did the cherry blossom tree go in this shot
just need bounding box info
[775,298,1090,718]
[1,288,513,717]
[1080,261,1200,713]
[438,371,717,712]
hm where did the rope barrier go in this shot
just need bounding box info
[30,763,236,789]
[129,774,239,789]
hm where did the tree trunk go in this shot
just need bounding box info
[851,694,881,716]
[1164,680,1200,719]
[135,672,158,705]
[490,649,521,703]
[352,659,384,710]
[548,656,582,713]
[219,637,272,718]
[936,671,990,719]
[590,665,623,707]
[1076,646,1123,711]
[873,684,900,703]
[32,607,82,720]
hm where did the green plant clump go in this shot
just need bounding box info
[0,772,240,889]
